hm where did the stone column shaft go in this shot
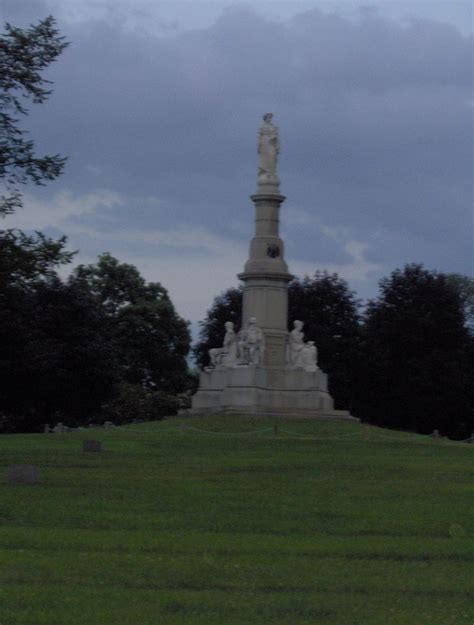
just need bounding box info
[238,191,293,367]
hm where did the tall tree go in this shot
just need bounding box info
[0,16,68,215]
[0,228,74,289]
[445,273,474,335]
[288,272,362,409]
[193,286,243,369]
[71,253,191,394]
[358,264,472,436]
[0,273,118,432]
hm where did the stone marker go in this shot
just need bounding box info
[180,423,188,433]
[83,440,102,452]
[44,424,50,434]
[432,429,440,438]
[7,464,39,484]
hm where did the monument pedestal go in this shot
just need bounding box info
[191,365,354,419]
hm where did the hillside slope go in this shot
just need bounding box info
[1,416,473,625]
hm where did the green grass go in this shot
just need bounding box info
[0,416,473,625]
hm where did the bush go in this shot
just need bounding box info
[101,383,180,424]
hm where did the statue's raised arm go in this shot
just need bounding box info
[257,113,280,187]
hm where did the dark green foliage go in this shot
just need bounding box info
[71,253,191,395]
[356,264,473,436]
[445,273,474,335]
[0,228,75,288]
[0,275,119,432]
[0,16,68,215]
[0,243,192,431]
[193,286,242,368]
[101,382,181,423]
[288,272,362,409]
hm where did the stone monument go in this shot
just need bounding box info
[191,114,353,419]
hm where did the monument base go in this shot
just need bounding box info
[189,365,356,420]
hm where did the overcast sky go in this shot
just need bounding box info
[2,0,472,330]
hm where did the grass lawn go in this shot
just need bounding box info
[0,415,473,625]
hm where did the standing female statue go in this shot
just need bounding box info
[257,113,280,185]
[287,320,305,368]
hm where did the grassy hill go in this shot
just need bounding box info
[1,416,473,625]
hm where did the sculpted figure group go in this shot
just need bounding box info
[208,318,264,368]
[208,318,318,371]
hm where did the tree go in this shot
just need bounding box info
[0,228,74,289]
[0,274,119,432]
[0,16,68,215]
[193,286,243,369]
[288,272,362,409]
[445,273,474,335]
[357,264,473,436]
[71,253,191,394]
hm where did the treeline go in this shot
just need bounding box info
[194,269,474,439]
[0,232,194,432]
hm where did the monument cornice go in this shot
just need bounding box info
[250,192,286,203]
[237,270,294,283]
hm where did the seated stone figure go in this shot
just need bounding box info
[302,341,318,371]
[287,321,319,372]
[238,317,264,365]
[208,321,238,368]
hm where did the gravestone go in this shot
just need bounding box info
[7,464,39,485]
[82,440,102,453]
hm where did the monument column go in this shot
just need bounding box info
[237,113,293,367]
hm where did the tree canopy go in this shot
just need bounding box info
[355,264,473,436]
[71,253,191,394]
[288,272,362,409]
[0,16,68,215]
[193,286,243,370]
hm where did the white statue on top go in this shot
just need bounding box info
[257,112,280,187]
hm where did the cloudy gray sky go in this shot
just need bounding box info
[2,0,472,329]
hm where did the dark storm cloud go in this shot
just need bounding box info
[4,5,473,290]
